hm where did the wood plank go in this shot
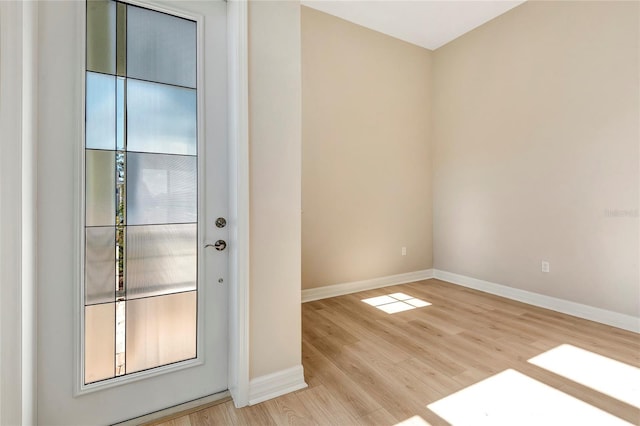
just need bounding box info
[301,339,382,419]
[354,408,397,426]
[153,279,640,426]
[294,385,358,425]
[262,392,316,425]
[188,402,238,426]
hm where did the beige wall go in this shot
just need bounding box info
[248,1,303,378]
[301,7,433,290]
[433,1,639,316]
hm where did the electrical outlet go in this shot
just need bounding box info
[541,261,550,273]
[402,247,407,256]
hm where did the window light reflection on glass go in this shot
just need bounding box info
[362,292,431,314]
[126,152,197,225]
[127,79,197,156]
[127,4,196,88]
[86,72,116,150]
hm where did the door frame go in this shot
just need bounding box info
[0,0,250,422]
[226,0,251,409]
[0,1,38,424]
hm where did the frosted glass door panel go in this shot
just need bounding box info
[81,0,207,391]
[127,5,196,88]
[85,303,116,383]
[126,291,196,374]
[127,79,197,155]
[85,227,115,305]
[127,153,196,225]
[86,0,116,74]
[86,72,116,150]
[126,224,196,299]
[86,150,115,226]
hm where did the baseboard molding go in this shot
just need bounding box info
[248,365,307,405]
[301,269,434,303]
[433,269,640,333]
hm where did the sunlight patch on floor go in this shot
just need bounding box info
[361,293,431,314]
[427,369,632,426]
[529,344,640,409]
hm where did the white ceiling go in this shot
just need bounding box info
[301,0,527,50]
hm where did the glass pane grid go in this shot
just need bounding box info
[86,0,116,74]
[85,227,116,305]
[85,149,116,226]
[127,78,197,156]
[86,72,116,151]
[126,224,197,300]
[126,291,197,374]
[84,0,198,385]
[127,5,196,88]
[85,304,116,383]
[126,152,197,226]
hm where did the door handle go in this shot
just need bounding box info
[205,240,227,251]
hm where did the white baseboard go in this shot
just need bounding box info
[248,365,307,405]
[301,269,434,303]
[433,269,640,333]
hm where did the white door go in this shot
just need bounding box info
[36,1,229,424]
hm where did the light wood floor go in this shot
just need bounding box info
[153,279,640,425]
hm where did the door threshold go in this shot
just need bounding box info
[113,390,231,426]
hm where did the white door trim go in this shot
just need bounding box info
[0,1,38,424]
[227,0,251,408]
[21,2,39,424]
